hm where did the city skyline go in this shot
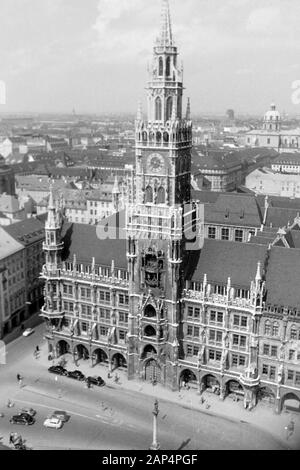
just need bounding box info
[1,0,300,115]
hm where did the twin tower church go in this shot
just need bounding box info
[41,1,300,413]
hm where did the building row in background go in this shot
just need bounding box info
[0,217,45,338]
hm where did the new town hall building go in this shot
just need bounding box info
[41,0,300,414]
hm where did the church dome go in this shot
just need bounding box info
[264,103,281,122]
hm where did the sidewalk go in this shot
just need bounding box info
[38,346,300,450]
[2,313,43,346]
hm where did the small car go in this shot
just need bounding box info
[10,413,35,425]
[86,376,105,387]
[22,328,34,337]
[43,417,63,429]
[52,411,69,423]
[67,370,85,381]
[20,407,36,417]
[48,365,68,376]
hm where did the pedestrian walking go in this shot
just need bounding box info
[285,420,295,440]
[16,374,21,382]
[36,346,40,353]
[9,433,13,445]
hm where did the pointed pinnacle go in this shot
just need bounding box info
[48,184,55,210]
[112,175,120,194]
[171,98,176,121]
[159,0,173,46]
[186,97,191,120]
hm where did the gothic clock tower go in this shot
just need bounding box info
[126,0,194,390]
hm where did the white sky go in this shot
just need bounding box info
[0,0,300,116]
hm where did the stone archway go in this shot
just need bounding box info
[92,348,108,366]
[257,386,276,406]
[145,358,161,383]
[111,353,127,371]
[56,340,71,357]
[202,374,220,392]
[226,379,244,396]
[281,392,300,413]
[74,343,89,361]
[180,369,198,390]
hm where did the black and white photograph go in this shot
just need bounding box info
[0,0,299,455]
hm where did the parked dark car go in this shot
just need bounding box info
[48,365,68,376]
[67,370,85,381]
[10,413,35,425]
[86,376,105,387]
[20,408,36,417]
[51,410,70,422]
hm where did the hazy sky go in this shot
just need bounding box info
[1,0,300,116]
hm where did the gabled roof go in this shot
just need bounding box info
[187,239,268,288]
[3,217,45,246]
[60,222,127,269]
[0,228,24,259]
[264,207,300,229]
[204,193,263,227]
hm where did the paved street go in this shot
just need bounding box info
[0,325,293,450]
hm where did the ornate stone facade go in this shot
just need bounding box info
[40,0,300,414]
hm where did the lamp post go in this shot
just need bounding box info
[150,399,160,450]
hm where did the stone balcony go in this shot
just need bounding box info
[183,289,254,311]
[41,265,129,289]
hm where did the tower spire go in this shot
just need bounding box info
[186,97,191,120]
[159,0,173,46]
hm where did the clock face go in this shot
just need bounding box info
[148,153,164,173]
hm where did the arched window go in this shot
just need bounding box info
[149,132,155,143]
[290,325,297,340]
[142,131,148,142]
[272,322,279,337]
[156,132,162,143]
[145,186,153,203]
[144,305,156,318]
[144,325,156,337]
[155,97,162,121]
[166,56,171,77]
[158,57,163,76]
[264,320,271,336]
[156,187,165,204]
[166,96,173,121]
[163,132,169,143]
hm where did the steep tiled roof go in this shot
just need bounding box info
[192,149,241,173]
[0,228,24,259]
[3,217,44,246]
[60,222,127,269]
[264,207,300,229]
[272,152,300,165]
[188,239,268,288]
[265,247,300,308]
[205,193,263,227]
